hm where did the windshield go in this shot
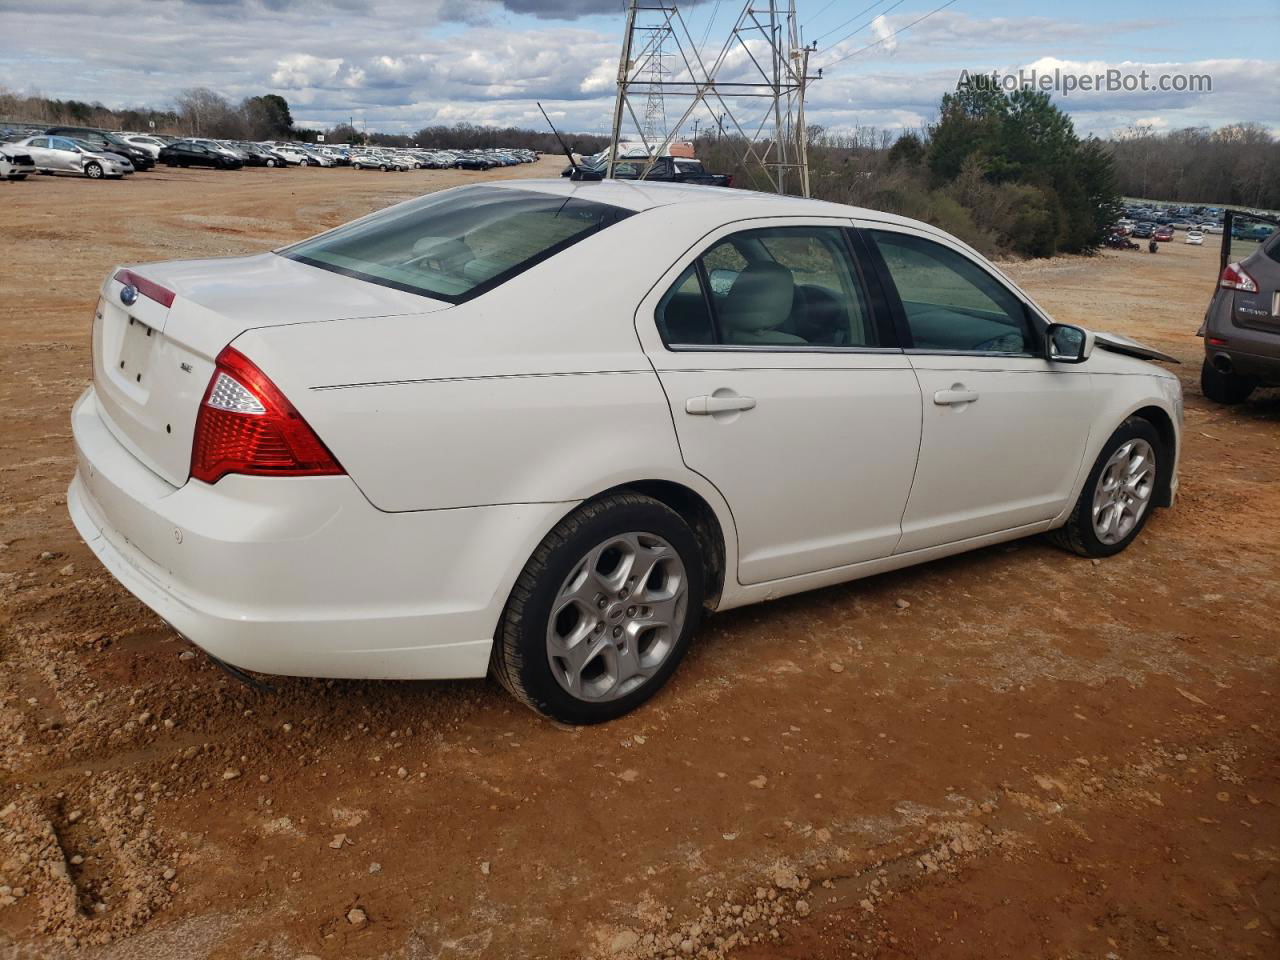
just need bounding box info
[280,185,632,303]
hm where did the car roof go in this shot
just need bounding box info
[487,178,926,230]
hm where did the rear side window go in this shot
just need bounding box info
[282,185,632,303]
[655,226,877,349]
[870,231,1031,354]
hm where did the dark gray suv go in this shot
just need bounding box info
[1199,221,1280,404]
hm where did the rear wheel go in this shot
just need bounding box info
[84,162,103,179]
[1200,358,1255,404]
[1049,417,1163,558]
[491,493,704,724]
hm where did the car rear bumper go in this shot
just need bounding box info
[1204,344,1280,384]
[69,386,566,680]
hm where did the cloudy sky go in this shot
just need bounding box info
[1,0,1277,139]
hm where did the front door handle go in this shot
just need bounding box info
[686,395,757,415]
[933,387,979,406]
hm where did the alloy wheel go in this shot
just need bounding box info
[1091,439,1156,545]
[545,532,688,703]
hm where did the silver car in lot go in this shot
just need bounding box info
[15,135,133,179]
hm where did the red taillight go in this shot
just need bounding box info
[190,347,344,484]
[1219,262,1258,294]
[113,269,176,308]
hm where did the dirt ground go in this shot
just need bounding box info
[0,160,1276,960]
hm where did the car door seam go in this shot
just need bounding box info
[893,359,927,556]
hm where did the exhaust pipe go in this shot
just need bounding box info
[1212,354,1234,375]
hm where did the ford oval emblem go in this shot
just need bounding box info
[120,284,139,306]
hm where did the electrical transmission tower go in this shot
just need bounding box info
[606,0,817,196]
[640,37,668,141]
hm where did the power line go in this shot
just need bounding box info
[801,0,842,31]
[697,0,724,57]
[818,0,958,71]
[811,0,898,44]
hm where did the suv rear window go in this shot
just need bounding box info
[281,185,632,303]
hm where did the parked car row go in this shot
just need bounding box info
[1110,200,1254,244]
[0,123,540,181]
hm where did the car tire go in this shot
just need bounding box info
[491,492,705,725]
[379,164,388,171]
[1200,359,1255,404]
[1048,416,1163,559]
[84,162,103,179]
[265,158,276,167]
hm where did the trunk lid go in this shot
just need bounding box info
[92,254,448,487]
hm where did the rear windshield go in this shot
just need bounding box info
[280,185,632,303]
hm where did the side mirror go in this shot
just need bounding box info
[1046,323,1094,364]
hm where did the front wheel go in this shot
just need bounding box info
[491,493,705,724]
[1049,417,1163,558]
[84,162,103,179]
[1200,358,1255,404]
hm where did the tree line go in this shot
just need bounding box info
[1108,122,1276,210]
[1,87,298,141]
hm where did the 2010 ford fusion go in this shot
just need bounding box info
[69,180,1183,723]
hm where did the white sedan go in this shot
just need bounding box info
[1185,231,1204,245]
[68,181,1183,723]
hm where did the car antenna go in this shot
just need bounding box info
[537,101,589,181]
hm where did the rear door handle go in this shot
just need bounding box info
[933,388,979,406]
[685,395,757,415]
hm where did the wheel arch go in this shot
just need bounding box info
[601,480,728,609]
[1129,404,1177,508]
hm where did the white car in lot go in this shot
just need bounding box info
[273,145,330,166]
[69,181,1183,723]
[1185,230,1204,245]
[122,134,165,157]
[1,142,37,180]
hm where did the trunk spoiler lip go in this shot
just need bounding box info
[1092,331,1181,364]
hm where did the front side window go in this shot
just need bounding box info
[870,231,1032,354]
[282,185,631,303]
[655,226,877,349]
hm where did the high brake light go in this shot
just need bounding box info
[1219,262,1258,294]
[190,347,344,484]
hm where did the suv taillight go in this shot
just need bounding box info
[1219,262,1258,294]
[190,347,344,484]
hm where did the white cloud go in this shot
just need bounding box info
[869,15,897,56]
[270,54,345,89]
